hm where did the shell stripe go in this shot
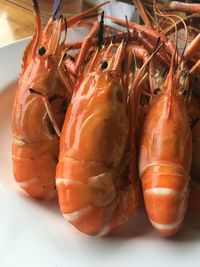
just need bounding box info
[149,217,183,231]
[62,205,92,222]
[17,177,38,188]
[144,188,179,195]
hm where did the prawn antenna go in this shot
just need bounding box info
[125,15,130,41]
[63,18,68,42]
[154,36,161,52]
[111,29,117,44]
[53,0,62,20]
[32,0,39,10]
[97,11,105,49]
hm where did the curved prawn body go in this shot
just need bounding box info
[56,43,138,236]
[139,65,192,236]
[12,3,70,199]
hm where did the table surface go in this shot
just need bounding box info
[0,0,35,46]
[0,0,90,46]
[0,0,134,46]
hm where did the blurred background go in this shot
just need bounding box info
[0,0,196,46]
[0,0,135,46]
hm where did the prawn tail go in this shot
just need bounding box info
[56,157,137,236]
[142,164,190,236]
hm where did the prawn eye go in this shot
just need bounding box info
[153,88,160,95]
[100,60,108,70]
[183,69,190,78]
[38,46,46,56]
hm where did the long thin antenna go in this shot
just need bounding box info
[53,0,62,20]
[125,15,130,41]
[97,11,105,49]
[32,0,39,10]
[153,0,179,70]
[29,87,61,137]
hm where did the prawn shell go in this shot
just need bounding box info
[140,92,192,236]
[56,71,137,235]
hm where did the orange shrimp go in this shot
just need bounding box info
[139,57,192,236]
[55,9,162,234]
[55,20,142,234]
[12,1,70,199]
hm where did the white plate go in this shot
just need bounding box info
[0,36,200,267]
